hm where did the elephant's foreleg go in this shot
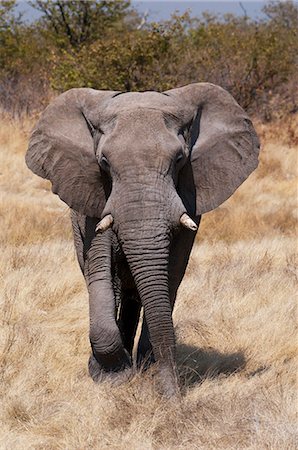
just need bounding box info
[70,209,86,274]
[85,229,131,378]
[168,225,199,307]
[136,318,155,369]
[118,289,141,356]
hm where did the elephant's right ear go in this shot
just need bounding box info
[26,88,117,217]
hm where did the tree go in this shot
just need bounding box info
[30,0,132,48]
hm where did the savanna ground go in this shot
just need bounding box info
[0,114,297,449]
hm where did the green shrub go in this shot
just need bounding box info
[0,0,297,119]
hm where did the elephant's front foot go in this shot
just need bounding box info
[156,363,180,399]
[88,352,133,385]
[89,323,133,384]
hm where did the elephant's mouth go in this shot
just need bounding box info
[95,170,198,235]
[96,212,197,233]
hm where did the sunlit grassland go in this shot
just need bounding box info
[0,115,297,449]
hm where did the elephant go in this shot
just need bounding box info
[25,83,260,397]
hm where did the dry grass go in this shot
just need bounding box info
[0,114,297,449]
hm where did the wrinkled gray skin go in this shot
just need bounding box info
[26,83,260,397]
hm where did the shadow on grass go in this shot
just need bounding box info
[176,343,246,390]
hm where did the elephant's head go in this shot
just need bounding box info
[26,83,260,394]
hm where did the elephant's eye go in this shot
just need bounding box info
[176,153,184,164]
[100,155,110,173]
[175,151,186,168]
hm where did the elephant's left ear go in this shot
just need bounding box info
[26,88,117,217]
[165,83,260,215]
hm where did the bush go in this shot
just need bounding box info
[0,0,297,119]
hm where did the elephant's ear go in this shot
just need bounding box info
[25,88,117,217]
[165,83,260,215]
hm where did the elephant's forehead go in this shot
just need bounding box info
[103,91,178,114]
[99,107,181,158]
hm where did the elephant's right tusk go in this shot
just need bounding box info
[96,214,114,233]
[180,213,198,231]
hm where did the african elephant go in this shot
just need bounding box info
[25,83,260,397]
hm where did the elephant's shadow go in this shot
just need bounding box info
[176,343,246,390]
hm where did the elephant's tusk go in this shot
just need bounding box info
[96,214,114,233]
[180,213,198,231]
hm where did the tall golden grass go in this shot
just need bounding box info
[0,114,297,449]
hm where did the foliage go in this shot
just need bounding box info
[0,1,50,116]
[181,10,298,118]
[0,0,22,71]
[30,0,132,48]
[0,0,297,119]
[50,27,173,91]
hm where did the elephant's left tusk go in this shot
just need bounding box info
[180,213,197,231]
[96,214,114,233]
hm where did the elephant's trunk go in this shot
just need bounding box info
[120,224,178,396]
[111,179,186,396]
